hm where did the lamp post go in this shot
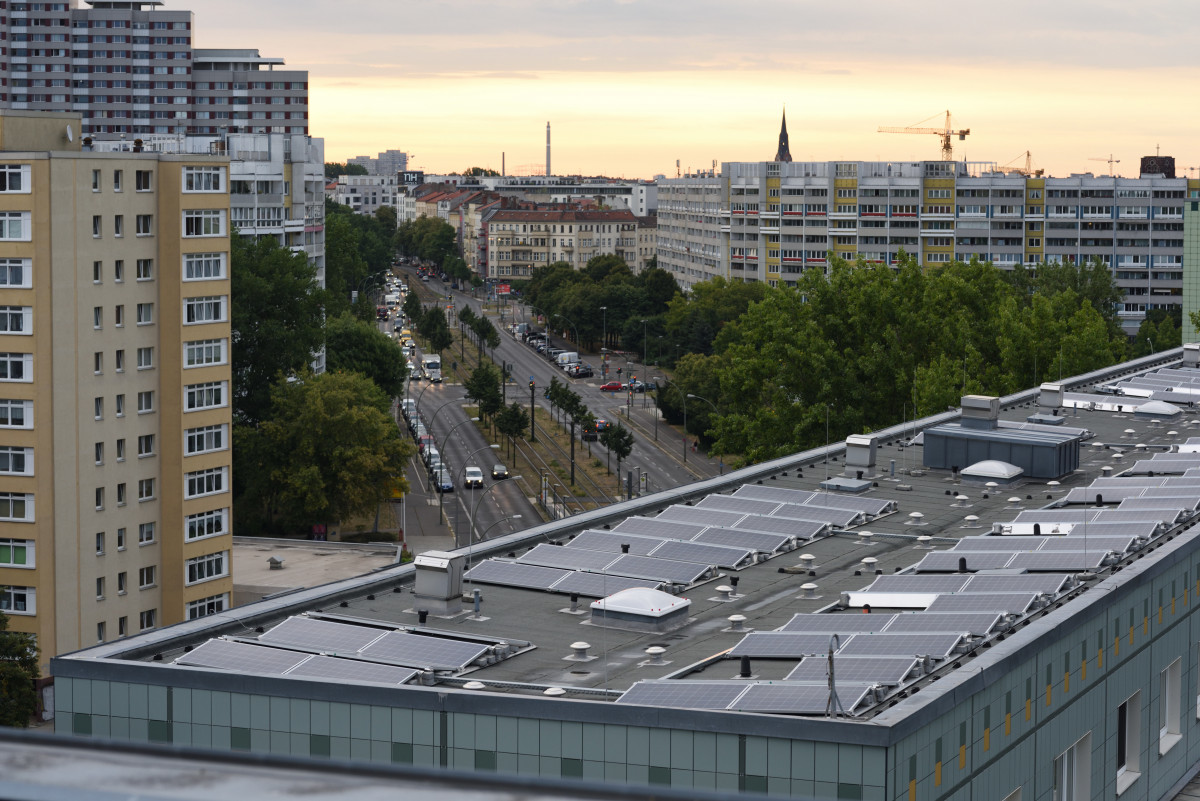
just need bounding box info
[599,306,607,351]
[655,375,685,463]
[456,444,501,548]
[468,477,523,567]
[479,514,522,541]
[687,393,722,474]
[553,313,579,348]
[438,416,480,518]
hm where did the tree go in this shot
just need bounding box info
[495,402,528,460]
[375,205,398,240]
[324,162,367,179]
[402,290,423,325]
[0,608,39,726]
[325,313,407,398]
[461,167,500,177]
[464,363,503,423]
[238,371,413,532]
[600,422,635,493]
[230,234,326,426]
[420,306,453,355]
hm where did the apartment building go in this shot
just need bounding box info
[487,209,639,279]
[0,111,233,668]
[657,159,1200,331]
[415,175,657,216]
[346,150,408,177]
[331,174,399,217]
[0,1,307,138]
[635,214,657,272]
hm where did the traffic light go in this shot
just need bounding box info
[529,380,536,390]
[617,367,622,377]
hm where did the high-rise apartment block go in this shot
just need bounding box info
[346,150,408,177]
[0,111,233,667]
[0,1,308,138]
[657,159,1200,332]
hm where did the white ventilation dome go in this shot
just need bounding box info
[590,588,691,632]
[961,460,1023,482]
[1134,400,1182,418]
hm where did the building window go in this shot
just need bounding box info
[0,259,31,288]
[1161,658,1182,754]
[1054,732,1091,801]
[135,214,152,236]
[1116,693,1141,794]
[135,303,153,325]
[135,170,152,191]
[186,592,228,620]
[93,352,102,374]
[186,466,227,499]
[0,584,34,614]
[136,259,153,280]
[138,522,156,545]
[183,166,225,192]
[137,390,154,414]
[0,445,31,475]
[0,306,31,335]
[0,353,32,382]
[114,260,124,282]
[184,338,226,367]
[94,487,104,511]
[185,424,227,456]
[94,442,104,466]
[118,616,128,637]
[113,170,122,192]
[136,347,153,370]
[186,550,228,584]
[96,577,105,600]
[183,209,225,237]
[116,528,126,551]
[95,532,105,555]
[0,538,31,567]
[113,214,123,237]
[183,296,226,324]
[116,482,126,506]
[115,350,125,372]
[137,434,155,457]
[185,381,226,411]
[0,212,30,241]
[92,215,101,238]
[0,399,32,429]
[183,252,226,280]
[139,608,156,631]
[94,397,104,420]
[115,396,125,418]
[186,508,228,541]
[117,572,127,594]
[114,305,124,327]
[93,307,102,330]
[137,478,155,501]
[138,565,156,589]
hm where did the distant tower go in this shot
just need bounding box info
[546,122,551,177]
[774,108,792,163]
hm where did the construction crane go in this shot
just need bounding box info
[1089,154,1120,176]
[1001,151,1044,177]
[878,110,970,161]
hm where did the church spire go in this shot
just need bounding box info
[774,107,792,163]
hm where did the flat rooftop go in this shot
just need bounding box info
[59,350,1200,722]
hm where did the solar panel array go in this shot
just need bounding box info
[462,559,662,597]
[566,529,757,569]
[616,681,874,715]
[175,637,419,686]
[259,615,492,670]
[778,611,1001,636]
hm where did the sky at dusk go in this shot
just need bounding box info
[192,0,1200,180]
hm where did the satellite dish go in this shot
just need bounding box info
[65,124,74,143]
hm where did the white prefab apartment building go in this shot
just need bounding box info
[657,160,1199,332]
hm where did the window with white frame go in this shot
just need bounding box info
[0,306,31,334]
[138,565,156,588]
[139,608,156,630]
[183,295,226,324]
[135,170,152,191]
[185,424,226,456]
[0,212,30,241]
[183,252,225,280]
[113,170,122,192]
[113,214,124,237]
[94,442,104,466]
[95,487,104,510]
[136,258,153,280]
[0,446,32,476]
[115,350,125,372]
[0,538,32,567]
[115,395,125,418]
[186,466,227,499]
[0,586,34,614]
[95,576,105,600]
[186,550,228,584]
[94,397,103,420]
[114,305,124,327]
[137,390,154,413]
[184,338,226,367]
[0,259,30,288]
[1054,732,1090,801]
[136,346,153,369]
[1161,658,1181,754]
[183,209,225,237]
[137,477,155,501]
[186,507,228,540]
[138,521,155,544]
[137,434,155,457]
[1116,693,1141,793]
[135,303,153,325]
[116,482,126,506]
[186,592,228,619]
[0,165,30,193]
[0,399,31,429]
[0,353,32,382]
[92,307,102,330]
[183,166,225,192]
[93,351,102,374]
[185,381,225,411]
[92,215,101,238]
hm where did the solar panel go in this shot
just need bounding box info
[1035,536,1135,552]
[733,485,816,505]
[731,516,826,539]
[614,516,706,539]
[698,495,780,515]
[964,574,1071,594]
[777,614,897,634]
[359,631,490,670]
[730,683,872,714]
[258,616,387,654]
[924,593,1039,615]
[769,502,861,527]
[865,576,972,593]
[728,632,841,658]
[694,526,794,553]
[616,681,750,710]
[649,539,755,569]
[518,543,617,572]
[284,655,418,685]
[657,505,747,529]
[1129,459,1200,476]
[785,656,917,685]
[607,553,712,584]
[952,537,1048,551]
[175,639,308,674]
[837,633,962,659]
[883,613,1002,636]
[464,560,570,591]
[950,536,1136,553]
[1117,497,1200,513]
[569,530,663,555]
[1007,552,1108,571]
[1060,522,1160,540]
[914,552,1016,572]
[550,571,663,597]
[734,486,897,517]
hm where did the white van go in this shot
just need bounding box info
[556,351,580,369]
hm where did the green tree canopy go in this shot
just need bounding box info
[0,609,38,726]
[325,313,407,398]
[324,162,368,179]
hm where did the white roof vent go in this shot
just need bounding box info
[590,588,691,633]
[961,460,1023,485]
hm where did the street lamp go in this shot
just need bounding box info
[479,514,522,541]
[553,313,579,347]
[687,393,722,474]
[655,375,685,462]
[438,416,480,517]
[599,306,607,351]
[456,444,501,548]
[468,476,523,567]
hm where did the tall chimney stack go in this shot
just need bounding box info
[502,151,505,177]
[546,121,551,177]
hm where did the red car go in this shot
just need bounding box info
[600,381,624,392]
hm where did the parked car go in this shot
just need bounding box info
[491,464,510,480]
[464,466,484,488]
[600,381,624,392]
[416,434,434,454]
[423,446,440,468]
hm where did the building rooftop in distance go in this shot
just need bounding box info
[51,346,1200,799]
